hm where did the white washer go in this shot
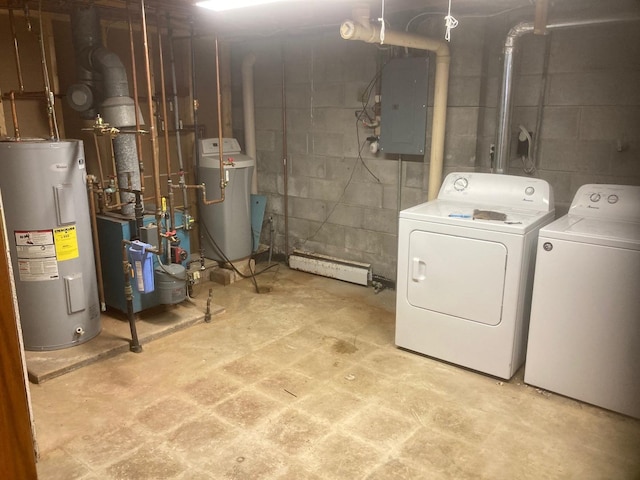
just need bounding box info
[525,184,640,418]
[396,172,555,379]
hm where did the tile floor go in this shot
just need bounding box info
[31,264,640,479]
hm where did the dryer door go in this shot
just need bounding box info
[407,231,507,326]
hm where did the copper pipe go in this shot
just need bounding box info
[37,0,59,140]
[2,90,47,99]
[92,133,107,188]
[108,136,122,207]
[9,91,20,140]
[8,8,25,93]
[86,176,106,312]
[140,0,164,254]
[159,36,226,208]
[210,36,226,205]
[156,13,176,233]
[126,0,145,193]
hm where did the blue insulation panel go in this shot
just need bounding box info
[251,194,267,252]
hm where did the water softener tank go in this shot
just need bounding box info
[199,138,254,262]
[0,139,101,350]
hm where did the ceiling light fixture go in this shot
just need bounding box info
[195,0,285,11]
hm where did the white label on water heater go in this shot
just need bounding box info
[14,230,59,281]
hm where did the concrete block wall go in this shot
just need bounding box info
[230,10,639,281]
[231,18,491,280]
[509,21,640,211]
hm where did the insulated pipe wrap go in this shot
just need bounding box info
[70,5,142,216]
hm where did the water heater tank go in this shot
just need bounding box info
[0,139,101,350]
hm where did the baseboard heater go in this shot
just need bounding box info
[288,250,371,286]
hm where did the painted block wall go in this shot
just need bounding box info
[231,18,491,281]
[509,22,640,211]
[231,12,639,280]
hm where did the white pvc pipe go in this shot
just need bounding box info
[340,20,450,201]
[242,52,258,194]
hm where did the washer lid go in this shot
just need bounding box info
[399,199,555,235]
[539,215,640,250]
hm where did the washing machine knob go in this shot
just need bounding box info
[453,177,469,191]
[589,193,601,203]
[607,194,619,204]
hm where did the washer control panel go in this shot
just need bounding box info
[438,172,553,212]
[570,184,640,221]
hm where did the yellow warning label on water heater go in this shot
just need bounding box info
[54,225,79,261]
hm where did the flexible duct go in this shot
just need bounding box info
[69,6,142,216]
[340,16,450,201]
[495,14,640,174]
[242,53,258,194]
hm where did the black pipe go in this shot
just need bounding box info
[123,258,142,353]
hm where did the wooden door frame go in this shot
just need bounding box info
[0,195,38,479]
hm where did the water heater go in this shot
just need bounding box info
[0,139,101,350]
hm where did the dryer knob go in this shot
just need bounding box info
[453,177,469,191]
[589,193,601,202]
[525,186,535,196]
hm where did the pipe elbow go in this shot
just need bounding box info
[340,20,378,43]
[506,21,534,47]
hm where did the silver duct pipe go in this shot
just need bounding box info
[495,14,640,174]
[69,6,142,216]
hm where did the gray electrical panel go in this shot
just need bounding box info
[379,57,429,155]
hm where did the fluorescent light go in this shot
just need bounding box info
[195,0,286,11]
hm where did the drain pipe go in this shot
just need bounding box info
[242,53,258,194]
[495,14,640,174]
[340,11,450,200]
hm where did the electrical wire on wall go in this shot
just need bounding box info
[299,61,386,247]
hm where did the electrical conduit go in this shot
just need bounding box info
[242,53,258,194]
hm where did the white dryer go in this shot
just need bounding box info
[396,172,555,379]
[525,184,640,418]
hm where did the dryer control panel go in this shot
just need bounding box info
[438,172,553,212]
[570,184,640,221]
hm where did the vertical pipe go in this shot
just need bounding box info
[190,22,205,269]
[214,37,225,187]
[242,53,257,194]
[87,177,106,311]
[37,0,59,140]
[167,16,190,225]
[495,31,524,174]
[8,8,25,93]
[281,45,289,258]
[92,133,107,188]
[9,91,21,140]
[156,13,176,235]
[122,242,142,352]
[140,0,164,255]
[126,0,145,194]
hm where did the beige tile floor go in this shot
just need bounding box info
[31,265,640,479]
